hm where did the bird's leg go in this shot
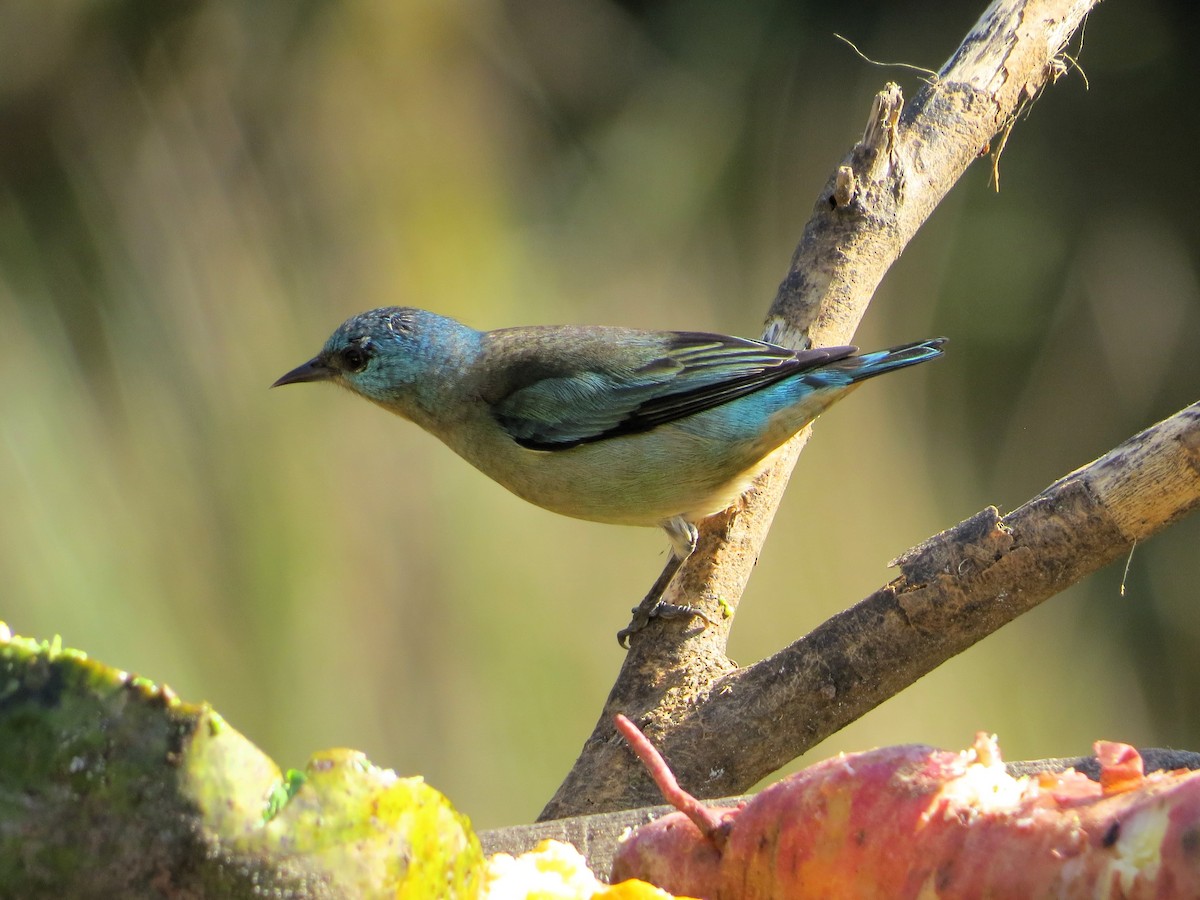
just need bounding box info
[617,518,716,647]
[617,552,688,648]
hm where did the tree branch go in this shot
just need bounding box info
[542,0,1104,820]
[543,396,1200,814]
[675,400,1200,793]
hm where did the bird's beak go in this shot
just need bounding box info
[272,356,335,388]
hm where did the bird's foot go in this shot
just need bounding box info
[617,600,716,648]
[617,517,706,648]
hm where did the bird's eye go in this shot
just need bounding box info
[342,345,369,372]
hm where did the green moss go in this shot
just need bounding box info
[0,622,484,897]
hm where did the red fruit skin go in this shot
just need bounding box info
[612,741,1200,899]
[610,807,729,895]
[719,744,971,899]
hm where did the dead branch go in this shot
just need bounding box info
[545,395,1199,813]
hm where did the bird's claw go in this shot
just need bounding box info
[618,526,706,648]
[616,600,716,648]
[616,613,647,649]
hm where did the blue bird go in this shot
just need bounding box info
[273,307,945,645]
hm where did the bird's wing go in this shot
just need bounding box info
[486,329,855,450]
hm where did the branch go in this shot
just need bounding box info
[543,0,1103,820]
[670,400,1200,793]
[544,397,1200,814]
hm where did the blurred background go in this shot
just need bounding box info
[2,0,1198,829]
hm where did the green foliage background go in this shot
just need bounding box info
[2,0,1198,828]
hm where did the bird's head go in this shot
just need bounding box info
[272,307,476,409]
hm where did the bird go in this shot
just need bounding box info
[273,307,945,646]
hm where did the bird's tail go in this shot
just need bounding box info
[840,337,947,382]
[791,337,945,396]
